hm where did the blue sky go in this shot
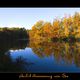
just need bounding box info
[0,8,80,29]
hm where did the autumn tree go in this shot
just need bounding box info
[30,12,80,41]
[72,12,80,38]
[42,22,52,38]
[30,20,44,39]
[52,19,61,38]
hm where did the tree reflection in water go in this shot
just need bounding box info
[0,39,80,72]
[29,40,80,67]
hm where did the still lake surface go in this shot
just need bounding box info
[0,40,80,73]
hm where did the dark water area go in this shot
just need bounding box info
[0,39,80,73]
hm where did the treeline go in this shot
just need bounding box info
[29,12,80,42]
[0,27,29,42]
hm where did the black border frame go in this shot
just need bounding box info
[0,0,80,80]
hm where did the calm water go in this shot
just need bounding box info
[0,40,80,73]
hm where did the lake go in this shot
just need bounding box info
[0,40,80,73]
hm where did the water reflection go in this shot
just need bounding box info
[0,40,29,72]
[0,39,80,72]
[29,40,80,68]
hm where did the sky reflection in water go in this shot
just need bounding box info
[9,46,80,73]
